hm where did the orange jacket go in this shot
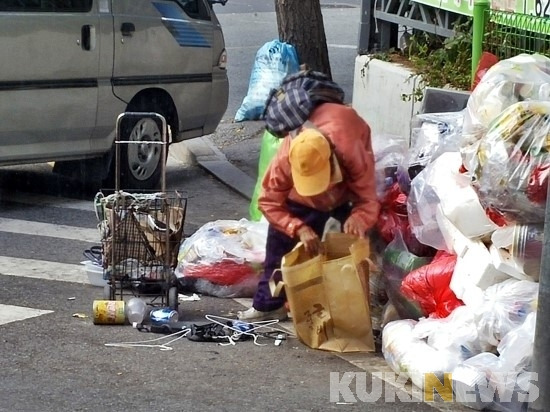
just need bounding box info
[258,103,380,238]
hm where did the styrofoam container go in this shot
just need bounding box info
[81,260,107,287]
[450,238,511,309]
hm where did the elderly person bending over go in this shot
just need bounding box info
[238,102,380,321]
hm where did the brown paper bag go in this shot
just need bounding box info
[275,233,374,352]
[135,206,185,266]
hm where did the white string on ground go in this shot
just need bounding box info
[104,328,190,351]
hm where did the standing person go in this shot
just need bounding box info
[238,102,380,321]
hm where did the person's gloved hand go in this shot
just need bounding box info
[296,225,321,255]
[343,215,367,238]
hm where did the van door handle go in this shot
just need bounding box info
[81,25,96,50]
[121,22,135,36]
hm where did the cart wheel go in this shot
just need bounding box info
[167,286,178,310]
[103,284,113,300]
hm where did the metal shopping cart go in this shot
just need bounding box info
[96,112,187,310]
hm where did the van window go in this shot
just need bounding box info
[175,0,211,21]
[0,0,92,12]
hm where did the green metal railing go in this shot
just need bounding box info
[471,1,550,85]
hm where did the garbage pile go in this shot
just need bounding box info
[375,53,550,410]
[175,219,268,298]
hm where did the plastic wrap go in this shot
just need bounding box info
[235,40,299,122]
[368,253,388,331]
[400,250,463,318]
[472,101,550,224]
[475,279,538,347]
[490,225,542,281]
[372,134,409,198]
[408,111,464,172]
[463,53,550,143]
[175,219,268,298]
[491,313,537,412]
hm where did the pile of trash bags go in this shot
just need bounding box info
[375,53,549,410]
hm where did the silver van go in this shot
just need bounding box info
[0,0,228,189]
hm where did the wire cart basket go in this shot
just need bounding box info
[96,112,187,310]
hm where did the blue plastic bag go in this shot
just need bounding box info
[235,40,299,122]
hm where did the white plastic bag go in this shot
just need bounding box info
[453,314,537,411]
[475,279,538,347]
[407,152,498,251]
[382,319,417,374]
[382,319,462,389]
[452,352,501,410]
[413,306,487,360]
[497,312,536,373]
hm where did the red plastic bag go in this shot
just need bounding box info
[377,183,435,257]
[400,250,463,318]
[527,163,550,205]
[471,52,499,91]
[377,183,407,244]
[183,260,259,285]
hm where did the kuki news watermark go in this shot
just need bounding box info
[330,371,539,403]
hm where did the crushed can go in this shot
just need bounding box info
[150,307,179,326]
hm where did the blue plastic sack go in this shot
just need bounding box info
[235,40,299,122]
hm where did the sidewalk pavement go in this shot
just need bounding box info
[175,119,264,201]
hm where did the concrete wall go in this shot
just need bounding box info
[352,55,423,144]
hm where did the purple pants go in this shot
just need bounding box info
[252,200,351,312]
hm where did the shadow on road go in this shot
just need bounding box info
[0,165,97,200]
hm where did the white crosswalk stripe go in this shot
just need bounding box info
[0,217,99,243]
[0,304,53,326]
[0,193,101,325]
[0,256,90,284]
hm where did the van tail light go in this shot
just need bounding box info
[218,49,227,69]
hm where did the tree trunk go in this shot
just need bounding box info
[274,0,332,79]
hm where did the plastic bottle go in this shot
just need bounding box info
[125,297,147,327]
